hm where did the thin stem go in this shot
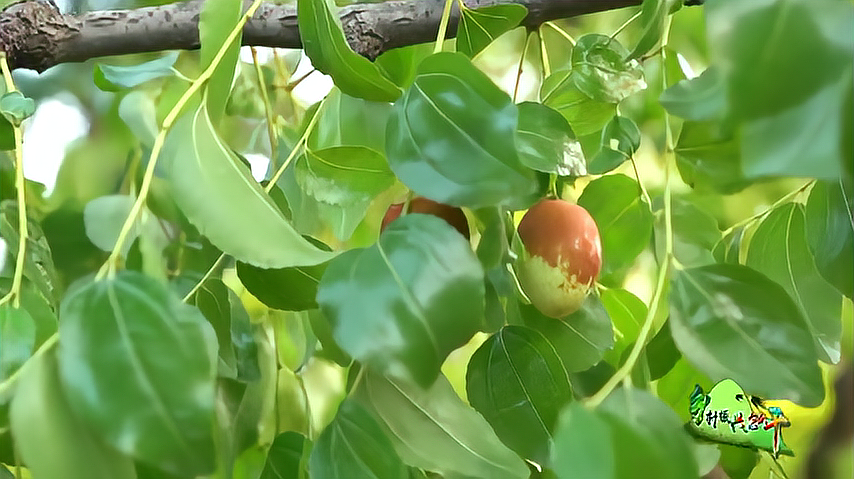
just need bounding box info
[719,181,813,238]
[545,21,576,46]
[347,365,365,399]
[610,10,642,40]
[181,254,227,303]
[0,54,27,308]
[285,68,316,92]
[587,16,675,408]
[434,0,456,54]
[96,0,265,281]
[513,31,532,103]
[251,47,278,167]
[629,156,652,206]
[538,26,551,78]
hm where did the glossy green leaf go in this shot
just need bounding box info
[655,197,719,268]
[659,67,727,121]
[310,400,407,479]
[0,91,35,126]
[670,264,824,406]
[0,304,35,381]
[0,280,57,347]
[571,34,646,104]
[578,174,653,280]
[355,371,530,479]
[317,214,484,386]
[740,74,849,181]
[192,279,260,381]
[119,91,159,147]
[601,288,646,364]
[588,116,641,175]
[376,43,433,88]
[541,70,616,136]
[456,4,528,58]
[260,432,308,479]
[236,257,328,312]
[712,226,744,265]
[706,0,852,121]
[307,308,350,366]
[162,101,334,268]
[516,101,585,176]
[11,351,137,479]
[745,203,842,363]
[643,322,680,380]
[386,52,538,208]
[629,0,679,59]
[655,358,710,422]
[520,297,614,373]
[0,201,60,305]
[93,52,179,92]
[806,180,854,298]
[58,271,218,476]
[199,0,242,121]
[674,121,749,194]
[0,116,12,151]
[551,388,698,479]
[294,146,395,240]
[307,88,392,153]
[466,325,573,464]
[297,0,401,102]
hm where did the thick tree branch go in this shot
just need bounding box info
[1,0,645,72]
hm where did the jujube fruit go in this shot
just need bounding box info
[382,197,470,239]
[515,199,602,318]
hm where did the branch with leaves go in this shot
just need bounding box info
[0,0,642,72]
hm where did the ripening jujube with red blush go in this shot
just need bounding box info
[515,199,602,318]
[381,197,470,239]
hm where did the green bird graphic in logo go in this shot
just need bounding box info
[687,379,793,458]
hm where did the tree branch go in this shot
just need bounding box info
[1,0,644,72]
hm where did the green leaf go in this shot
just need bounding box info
[644,322,680,381]
[466,325,573,464]
[516,101,585,176]
[317,214,484,386]
[588,116,641,175]
[601,288,646,365]
[551,388,698,479]
[0,280,57,347]
[294,146,395,240]
[119,91,159,148]
[310,400,408,479]
[192,279,260,381]
[260,432,309,479]
[0,201,60,305]
[520,297,614,373]
[0,91,35,126]
[712,226,744,265]
[806,181,854,298]
[199,0,242,122]
[718,444,758,479]
[0,116,12,150]
[541,70,617,136]
[162,101,334,268]
[297,0,401,102]
[10,351,137,479]
[376,43,433,89]
[740,73,850,181]
[655,358,710,421]
[629,0,679,59]
[307,309,350,366]
[307,88,392,153]
[0,304,35,381]
[670,264,824,406]
[237,257,328,312]
[674,121,749,194]
[355,371,530,479]
[57,271,219,476]
[93,52,179,92]
[659,67,727,121]
[386,52,539,209]
[577,174,653,281]
[456,4,528,58]
[706,0,852,121]
[745,203,842,363]
[571,34,646,104]
[655,197,719,268]
[83,195,139,256]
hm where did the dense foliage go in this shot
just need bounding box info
[0,0,851,478]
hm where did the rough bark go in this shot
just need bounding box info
[1,0,646,72]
